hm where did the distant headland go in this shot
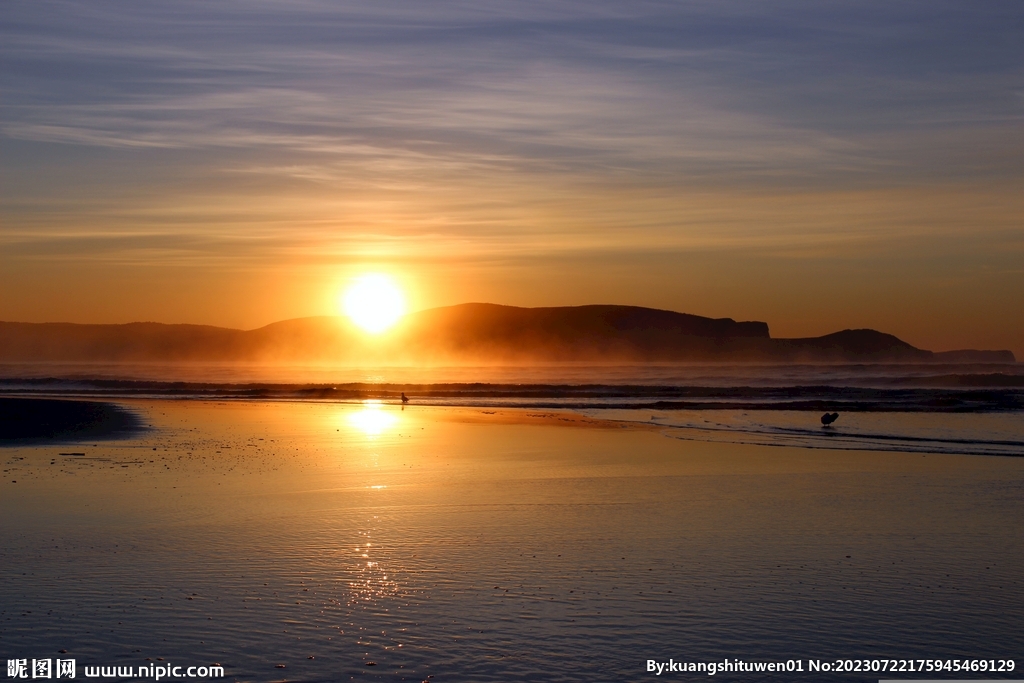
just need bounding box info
[0,303,1015,364]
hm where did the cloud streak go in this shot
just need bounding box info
[1,0,1023,352]
[4,1,1021,181]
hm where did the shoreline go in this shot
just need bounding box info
[3,395,1022,457]
[2,382,1022,412]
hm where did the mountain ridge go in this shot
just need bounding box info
[0,304,1015,364]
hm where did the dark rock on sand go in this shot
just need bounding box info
[0,398,141,442]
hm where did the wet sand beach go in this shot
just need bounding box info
[2,399,1023,681]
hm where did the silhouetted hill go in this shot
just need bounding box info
[397,304,769,361]
[0,321,255,361]
[773,329,932,362]
[0,304,1015,364]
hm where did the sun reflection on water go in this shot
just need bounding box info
[349,523,399,607]
[347,401,399,437]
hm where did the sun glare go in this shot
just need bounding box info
[348,401,399,437]
[342,274,406,333]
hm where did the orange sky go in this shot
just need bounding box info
[1,3,1022,356]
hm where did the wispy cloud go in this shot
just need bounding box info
[1,1,1023,351]
[4,1,1021,181]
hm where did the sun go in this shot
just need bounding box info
[342,273,406,333]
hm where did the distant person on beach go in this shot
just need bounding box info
[401,392,409,404]
[821,412,839,426]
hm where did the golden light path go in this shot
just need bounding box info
[342,273,406,333]
[347,400,399,437]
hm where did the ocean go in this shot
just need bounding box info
[3,361,1023,457]
[1,363,1022,681]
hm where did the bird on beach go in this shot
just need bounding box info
[401,392,409,404]
[820,412,839,426]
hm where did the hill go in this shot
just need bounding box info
[0,304,1014,364]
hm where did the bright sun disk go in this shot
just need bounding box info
[342,274,406,333]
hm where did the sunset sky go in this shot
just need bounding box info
[2,1,1022,355]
